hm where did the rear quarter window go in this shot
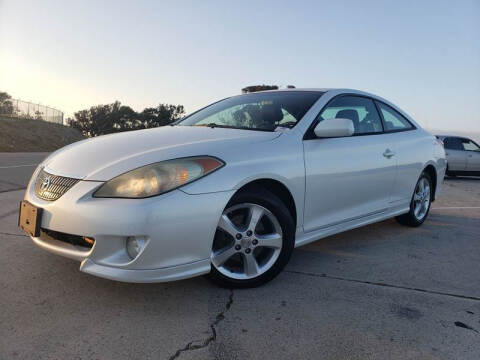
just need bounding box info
[376,101,414,132]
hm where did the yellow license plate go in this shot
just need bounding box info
[18,200,42,237]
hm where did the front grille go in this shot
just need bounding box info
[34,169,79,201]
[41,228,95,249]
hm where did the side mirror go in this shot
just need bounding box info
[314,118,354,138]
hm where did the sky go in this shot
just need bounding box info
[1,0,479,132]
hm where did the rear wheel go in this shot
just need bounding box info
[396,172,432,227]
[208,188,295,288]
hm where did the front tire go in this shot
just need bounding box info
[208,188,295,288]
[396,172,433,227]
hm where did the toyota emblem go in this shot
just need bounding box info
[41,177,51,190]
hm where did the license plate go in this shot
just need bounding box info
[18,201,43,237]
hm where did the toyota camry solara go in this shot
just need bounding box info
[19,89,446,287]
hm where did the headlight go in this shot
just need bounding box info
[93,156,224,198]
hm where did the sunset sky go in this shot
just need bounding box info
[1,0,479,132]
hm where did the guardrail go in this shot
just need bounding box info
[0,98,64,124]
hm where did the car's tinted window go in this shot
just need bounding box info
[319,96,383,135]
[444,137,463,150]
[179,91,323,131]
[461,139,480,151]
[376,102,414,132]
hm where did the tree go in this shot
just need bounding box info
[139,104,185,129]
[34,110,44,120]
[0,91,14,115]
[71,101,135,137]
[70,101,184,137]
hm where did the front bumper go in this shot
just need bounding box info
[24,172,235,283]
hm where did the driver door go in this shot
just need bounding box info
[303,95,397,232]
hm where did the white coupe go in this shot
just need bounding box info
[19,89,446,287]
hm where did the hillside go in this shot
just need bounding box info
[0,117,85,152]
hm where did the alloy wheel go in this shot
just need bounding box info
[211,203,283,280]
[413,177,431,221]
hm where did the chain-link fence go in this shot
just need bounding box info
[0,98,64,124]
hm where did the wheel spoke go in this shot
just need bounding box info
[424,185,430,199]
[419,179,425,193]
[414,203,421,217]
[256,233,282,249]
[423,198,429,210]
[246,205,264,232]
[242,253,259,277]
[218,214,239,238]
[413,192,422,201]
[211,245,237,267]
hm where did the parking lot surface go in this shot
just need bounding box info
[1,153,479,359]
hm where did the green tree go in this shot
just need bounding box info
[139,104,185,128]
[71,101,135,137]
[34,110,44,120]
[70,101,184,137]
[0,91,14,115]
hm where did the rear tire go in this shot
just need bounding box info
[396,172,433,227]
[208,187,295,288]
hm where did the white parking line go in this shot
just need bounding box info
[432,207,480,210]
[0,164,38,169]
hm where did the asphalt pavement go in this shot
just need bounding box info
[1,153,479,360]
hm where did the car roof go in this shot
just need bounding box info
[436,135,479,143]
[245,88,366,94]
[243,88,393,101]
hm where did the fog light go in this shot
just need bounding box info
[126,236,147,259]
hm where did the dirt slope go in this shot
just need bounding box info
[0,117,85,152]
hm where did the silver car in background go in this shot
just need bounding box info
[436,135,480,177]
[19,89,446,288]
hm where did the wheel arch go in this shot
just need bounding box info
[234,178,298,228]
[423,164,438,201]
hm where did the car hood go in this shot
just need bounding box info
[43,126,281,181]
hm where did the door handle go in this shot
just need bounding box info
[383,149,395,159]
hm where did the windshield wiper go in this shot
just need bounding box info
[275,121,297,128]
[194,123,229,128]
[193,123,275,132]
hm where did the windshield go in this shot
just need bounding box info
[178,91,323,131]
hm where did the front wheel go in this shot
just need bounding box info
[208,188,295,288]
[395,172,433,227]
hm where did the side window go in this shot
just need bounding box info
[444,137,463,150]
[461,139,480,152]
[319,96,383,135]
[376,102,414,132]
